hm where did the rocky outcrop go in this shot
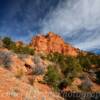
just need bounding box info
[30,32,79,56]
[16,41,24,47]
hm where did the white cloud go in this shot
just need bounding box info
[40,0,100,50]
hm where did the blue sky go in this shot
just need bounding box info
[0,0,61,40]
[0,0,100,51]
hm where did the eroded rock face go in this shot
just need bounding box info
[30,32,79,56]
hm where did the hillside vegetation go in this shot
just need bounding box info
[0,34,100,100]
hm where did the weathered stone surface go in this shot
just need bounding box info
[30,32,79,56]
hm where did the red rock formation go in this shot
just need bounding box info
[16,41,24,47]
[30,32,79,56]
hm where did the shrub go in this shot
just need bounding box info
[47,52,65,63]
[21,46,34,55]
[78,56,91,71]
[47,54,83,87]
[34,54,41,64]
[58,79,68,90]
[2,37,34,55]
[32,66,45,75]
[79,79,92,92]
[64,57,82,78]
[0,51,12,69]
[13,46,34,55]
[44,65,61,90]
[95,71,100,84]
[2,37,16,49]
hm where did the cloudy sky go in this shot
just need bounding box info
[0,0,100,51]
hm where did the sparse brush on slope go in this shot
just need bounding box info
[2,37,34,55]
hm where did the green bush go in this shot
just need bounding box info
[47,52,65,63]
[64,57,82,78]
[44,65,61,90]
[47,53,68,72]
[78,56,91,71]
[13,45,34,55]
[47,54,83,86]
[2,37,34,55]
[2,37,16,50]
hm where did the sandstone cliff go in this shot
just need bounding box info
[30,32,79,56]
